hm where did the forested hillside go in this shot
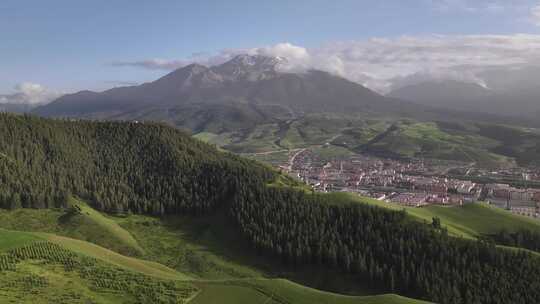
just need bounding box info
[232,187,540,303]
[1,113,540,304]
[0,113,274,214]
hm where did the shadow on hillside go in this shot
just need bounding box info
[158,211,389,297]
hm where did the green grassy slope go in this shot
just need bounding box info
[0,229,198,304]
[0,201,430,304]
[192,279,430,304]
[0,226,429,304]
[193,131,235,148]
[42,234,190,280]
[338,193,540,239]
[207,115,540,168]
[0,228,43,252]
[116,211,391,296]
[224,124,283,153]
[72,198,144,255]
[5,187,538,303]
[362,121,514,167]
[116,214,265,280]
[0,200,431,304]
[0,197,143,256]
[475,123,540,167]
[410,203,540,238]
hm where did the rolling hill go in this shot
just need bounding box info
[0,197,144,257]
[334,193,540,239]
[207,114,540,167]
[0,222,429,304]
[0,113,432,303]
[2,114,540,304]
[0,228,199,303]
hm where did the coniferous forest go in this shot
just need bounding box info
[1,113,540,304]
[493,229,540,253]
[0,114,274,213]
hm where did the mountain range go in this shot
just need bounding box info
[28,55,540,168]
[0,102,35,113]
[34,55,434,127]
[388,81,496,113]
[389,76,540,119]
[35,55,540,134]
[0,91,44,113]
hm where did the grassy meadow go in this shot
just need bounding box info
[0,197,433,304]
[333,192,540,239]
[195,114,540,168]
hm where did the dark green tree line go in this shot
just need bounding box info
[231,186,540,304]
[0,113,274,214]
[2,113,540,304]
[493,228,540,253]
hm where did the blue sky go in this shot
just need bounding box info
[2,0,540,100]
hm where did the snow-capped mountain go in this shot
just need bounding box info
[34,54,400,118]
[211,54,286,82]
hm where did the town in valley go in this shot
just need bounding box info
[256,147,540,220]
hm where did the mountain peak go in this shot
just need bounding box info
[211,54,286,81]
[183,63,208,73]
[152,63,215,89]
[35,52,398,118]
[228,54,285,67]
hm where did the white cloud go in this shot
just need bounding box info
[531,5,540,25]
[255,43,310,61]
[111,59,190,70]
[110,44,310,71]
[428,0,481,12]
[0,82,62,105]
[309,35,540,91]
[426,0,529,14]
[428,1,540,27]
[111,34,540,93]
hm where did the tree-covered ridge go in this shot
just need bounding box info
[2,113,540,304]
[231,186,540,304]
[0,113,274,214]
[493,229,540,253]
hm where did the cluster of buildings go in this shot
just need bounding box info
[280,149,540,219]
[285,151,481,206]
[485,184,540,218]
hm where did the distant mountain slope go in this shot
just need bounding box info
[34,55,423,120]
[234,115,540,167]
[358,121,516,167]
[389,79,540,119]
[0,102,36,113]
[388,81,496,112]
[33,55,540,160]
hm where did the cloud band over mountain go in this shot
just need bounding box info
[0,83,61,106]
[111,34,540,93]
